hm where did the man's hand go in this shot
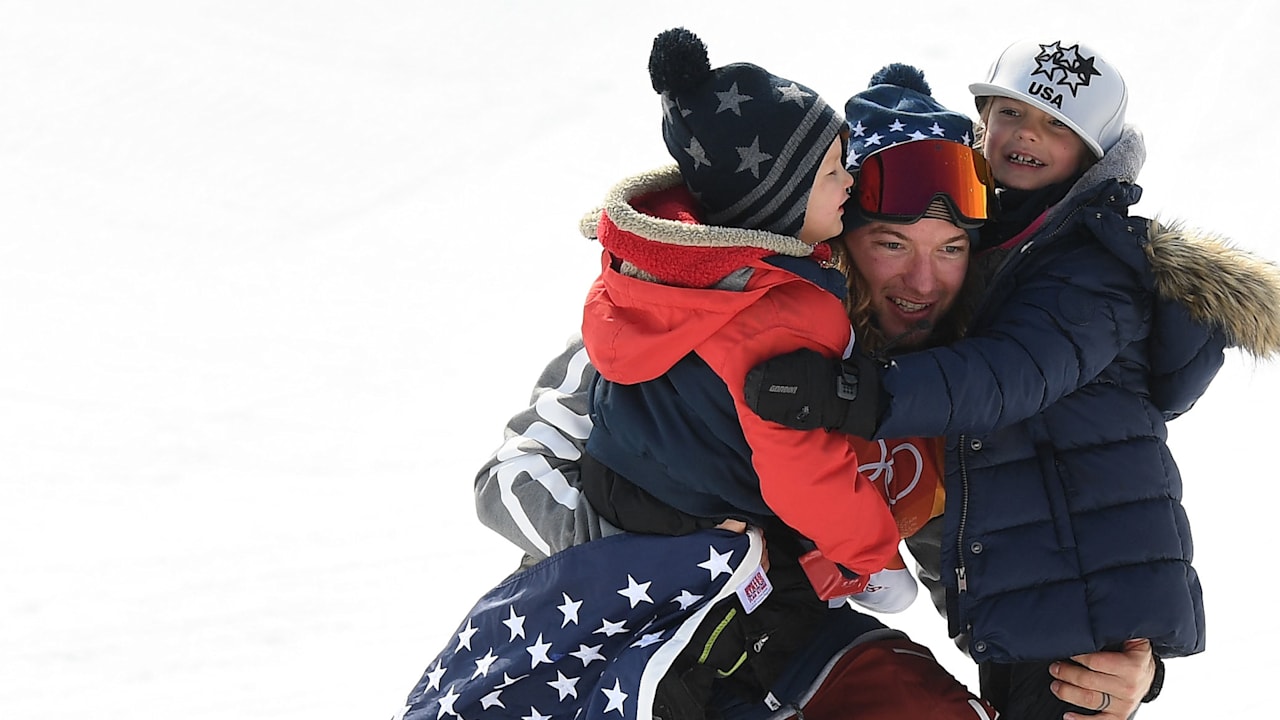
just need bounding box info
[1050,639,1156,719]
[743,348,881,437]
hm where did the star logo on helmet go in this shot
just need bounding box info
[1032,40,1104,97]
[1061,50,1102,95]
[1033,41,1064,82]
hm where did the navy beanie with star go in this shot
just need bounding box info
[844,63,975,170]
[649,28,845,238]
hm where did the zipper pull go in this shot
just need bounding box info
[956,567,967,593]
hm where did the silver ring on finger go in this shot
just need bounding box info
[1095,692,1112,712]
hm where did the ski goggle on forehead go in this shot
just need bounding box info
[852,139,995,229]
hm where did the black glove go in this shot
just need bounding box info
[742,348,882,437]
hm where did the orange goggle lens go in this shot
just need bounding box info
[853,140,995,228]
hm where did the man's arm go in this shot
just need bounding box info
[473,336,619,561]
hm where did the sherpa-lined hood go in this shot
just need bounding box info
[579,165,823,288]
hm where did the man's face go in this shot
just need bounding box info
[843,218,970,348]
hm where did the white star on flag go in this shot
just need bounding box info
[698,546,735,579]
[850,120,867,137]
[594,618,628,637]
[908,130,929,141]
[425,661,447,692]
[673,589,703,610]
[558,593,582,627]
[618,575,655,608]
[455,621,478,652]
[472,649,498,678]
[548,671,581,701]
[526,634,553,668]
[864,132,884,147]
[480,690,505,710]
[633,631,665,648]
[930,122,946,136]
[889,119,905,132]
[396,528,760,720]
[503,606,527,641]
[570,643,607,666]
[436,686,461,720]
[602,679,629,715]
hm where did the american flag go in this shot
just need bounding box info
[395,529,765,720]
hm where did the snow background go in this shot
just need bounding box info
[3,1,1277,717]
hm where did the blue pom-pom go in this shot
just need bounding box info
[649,27,711,95]
[868,63,931,96]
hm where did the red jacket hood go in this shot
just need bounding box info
[584,253,818,383]
[580,166,833,382]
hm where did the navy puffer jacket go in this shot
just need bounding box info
[875,126,1280,663]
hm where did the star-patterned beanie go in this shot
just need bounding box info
[844,63,975,171]
[970,39,1127,157]
[650,27,844,238]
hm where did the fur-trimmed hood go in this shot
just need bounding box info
[1147,218,1280,358]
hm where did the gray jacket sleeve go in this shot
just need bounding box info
[473,335,621,562]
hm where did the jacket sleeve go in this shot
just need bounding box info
[473,335,620,561]
[877,239,1150,439]
[699,288,901,577]
[1148,295,1228,419]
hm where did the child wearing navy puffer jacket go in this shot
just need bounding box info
[745,38,1280,718]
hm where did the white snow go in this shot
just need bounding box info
[2,2,1277,718]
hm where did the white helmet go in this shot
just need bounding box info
[969,40,1127,157]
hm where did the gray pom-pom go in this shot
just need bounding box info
[648,27,711,94]
[869,63,932,96]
